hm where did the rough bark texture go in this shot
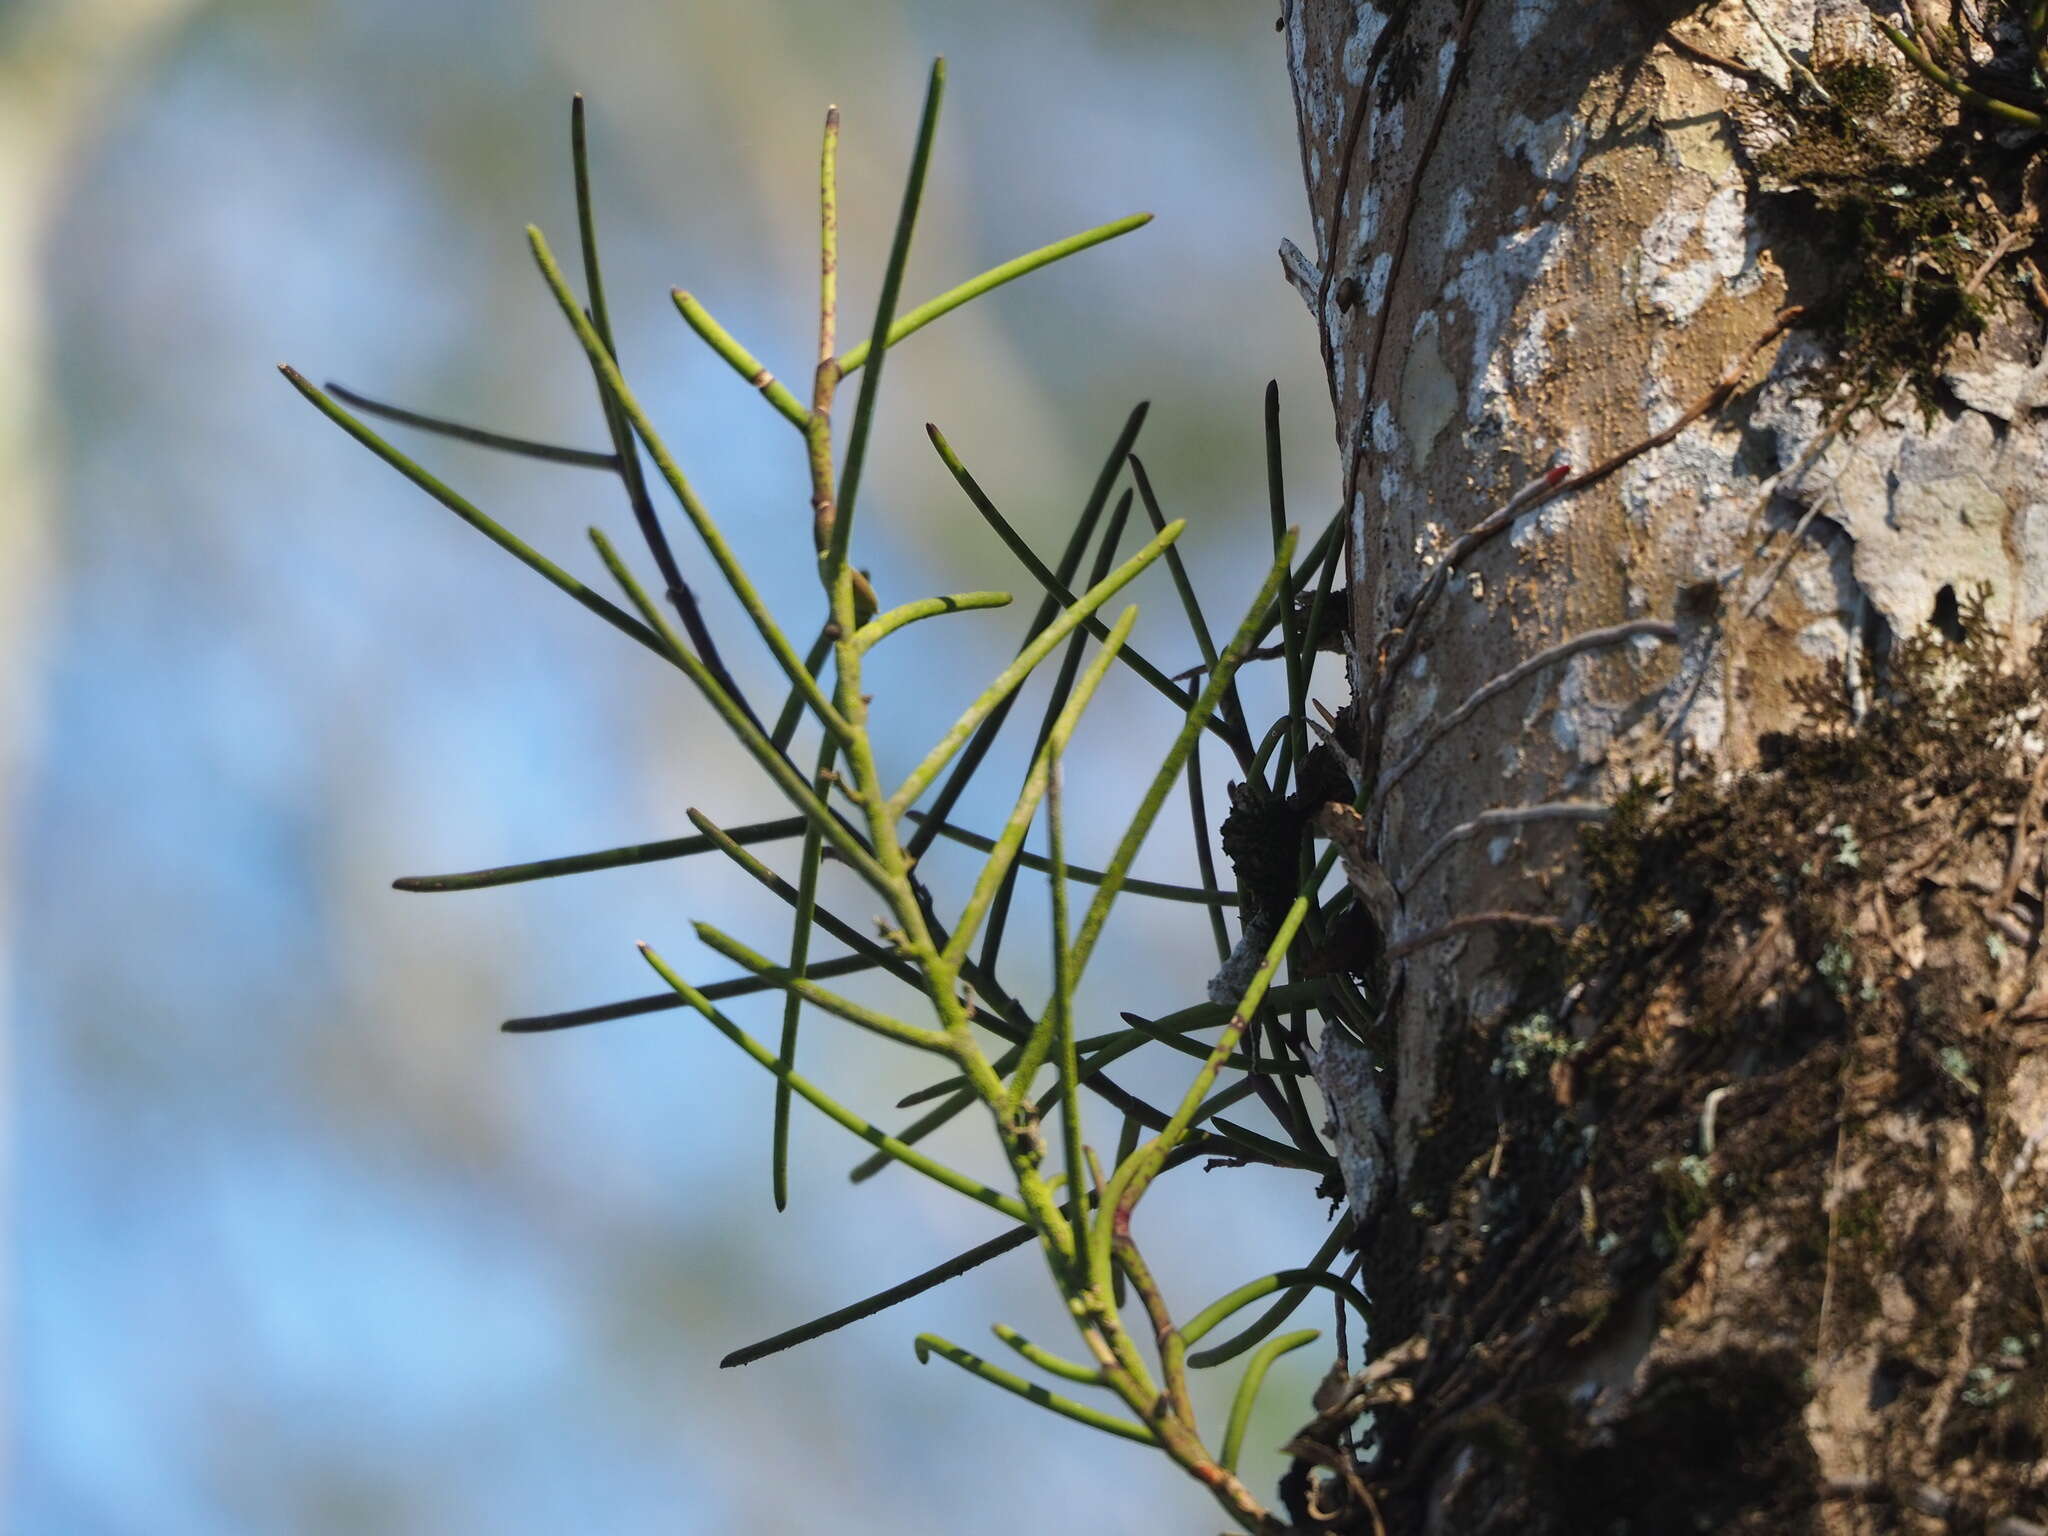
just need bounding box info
[1280,2,2048,1529]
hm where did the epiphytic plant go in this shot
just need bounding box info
[1868,0,2048,128]
[283,60,1381,1533]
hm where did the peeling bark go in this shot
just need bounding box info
[1280,1,2048,1528]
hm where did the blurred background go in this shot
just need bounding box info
[5,0,1345,1530]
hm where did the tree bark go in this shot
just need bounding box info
[1282,1,2048,1529]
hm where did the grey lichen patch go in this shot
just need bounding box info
[1398,312,1460,470]
[1943,313,2048,424]
[1747,361,2048,647]
[1308,1021,1396,1240]
[1844,436,2018,631]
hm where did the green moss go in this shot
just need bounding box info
[1753,57,2036,408]
[1578,592,2043,1008]
[1496,1011,1583,1081]
[1820,61,1896,117]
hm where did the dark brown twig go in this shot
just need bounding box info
[1385,910,1567,961]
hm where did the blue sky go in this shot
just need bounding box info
[13,2,1348,1529]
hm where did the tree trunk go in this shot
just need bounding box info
[1282,1,2048,1529]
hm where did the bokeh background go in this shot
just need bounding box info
[5,1,1346,1530]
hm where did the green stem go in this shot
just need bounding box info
[993,1323,1104,1385]
[774,736,838,1211]
[1117,1231,1196,1427]
[530,226,854,741]
[902,402,1146,866]
[1873,15,2047,126]
[1128,452,1252,760]
[671,290,811,429]
[1047,747,1089,1245]
[393,816,809,892]
[640,945,1024,1220]
[280,368,666,656]
[913,1334,1156,1444]
[570,99,744,712]
[944,608,1136,973]
[819,104,839,368]
[723,1222,1038,1369]
[1062,532,1298,994]
[1114,1010,1308,1075]
[849,1086,975,1180]
[906,813,1236,905]
[322,383,617,469]
[587,529,888,888]
[853,590,1012,649]
[836,213,1153,374]
[1250,715,1288,780]
[570,95,617,353]
[831,57,944,568]
[889,523,1182,816]
[929,423,1254,761]
[684,810,980,1018]
[1220,1330,1320,1474]
[1265,383,1308,801]
[1091,871,1317,1290]
[771,627,836,752]
[1098,981,1326,1045]
[692,921,952,1053]
[1180,1267,1371,1351]
[978,488,1134,979]
[725,1150,1201,1369]
[1185,745,1234,962]
[1185,1222,1355,1372]
[502,951,884,1032]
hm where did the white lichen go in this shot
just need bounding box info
[1362,247,1392,316]
[1442,185,1474,252]
[1501,107,1588,184]
[1343,6,1389,86]
[1635,184,1757,324]
[1445,223,1571,425]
